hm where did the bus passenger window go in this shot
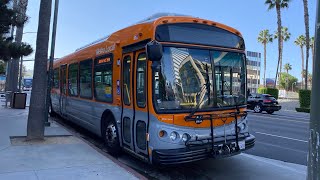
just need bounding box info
[79,59,93,99]
[68,63,78,96]
[94,56,113,102]
[136,53,146,108]
[123,56,131,105]
[53,68,59,88]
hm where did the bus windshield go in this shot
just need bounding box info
[153,47,246,112]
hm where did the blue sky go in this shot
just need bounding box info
[22,0,317,80]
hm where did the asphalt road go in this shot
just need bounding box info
[246,110,310,165]
[52,109,309,180]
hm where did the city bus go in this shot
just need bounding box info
[50,14,255,165]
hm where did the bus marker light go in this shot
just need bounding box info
[159,130,166,137]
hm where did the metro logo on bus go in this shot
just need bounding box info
[96,44,116,56]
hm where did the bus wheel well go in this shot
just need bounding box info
[100,110,116,136]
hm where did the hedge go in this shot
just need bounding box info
[295,107,310,113]
[257,87,279,99]
[298,89,311,108]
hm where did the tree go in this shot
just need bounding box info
[0,60,5,75]
[27,0,52,140]
[265,0,291,88]
[279,72,298,90]
[310,36,314,65]
[0,0,32,61]
[302,0,310,90]
[258,29,273,87]
[294,35,306,88]
[274,26,291,81]
[283,63,292,74]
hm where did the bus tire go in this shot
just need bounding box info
[102,115,122,156]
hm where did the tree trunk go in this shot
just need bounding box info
[10,0,28,93]
[301,46,305,89]
[303,0,310,90]
[274,4,282,88]
[4,0,18,95]
[27,0,52,140]
[264,43,267,87]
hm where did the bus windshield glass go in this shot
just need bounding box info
[153,47,246,112]
[156,23,245,49]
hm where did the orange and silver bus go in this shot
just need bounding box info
[50,14,255,165]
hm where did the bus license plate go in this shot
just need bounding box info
[239,141,245,150]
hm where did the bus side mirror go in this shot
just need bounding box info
[146,41,163,61]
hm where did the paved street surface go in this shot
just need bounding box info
[246,110,310,165]
[54,111,307,180]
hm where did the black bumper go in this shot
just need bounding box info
[262,105,281,111]
[152,134,255,165]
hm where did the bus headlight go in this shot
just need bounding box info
[237,123,246,133]
[182,133,190,142]
[170,131,178,141]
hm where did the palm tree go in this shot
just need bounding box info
[303,0,310,90]
[265,0,291,88]
[294,35,306,89]
[274,26,291,80]
[27,0,52,140]
[283,63,292,74]
[258,29,273,87]
[310,36,314,65]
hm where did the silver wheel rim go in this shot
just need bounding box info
[105,123,117,145]
[254,105,261,112]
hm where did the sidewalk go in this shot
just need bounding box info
[0,107,139,180]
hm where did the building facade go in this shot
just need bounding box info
[246,51,261,93]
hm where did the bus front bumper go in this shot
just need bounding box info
[152,134,255,165]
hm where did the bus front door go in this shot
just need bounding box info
[121,50,149,157]
[59,64,67,116]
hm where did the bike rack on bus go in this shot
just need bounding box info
[184,107,248,156]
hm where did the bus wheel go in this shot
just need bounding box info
[253,104,262,113]
[103,117,121,156]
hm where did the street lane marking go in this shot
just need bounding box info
[255,131,308,143]
[249,114,309,124]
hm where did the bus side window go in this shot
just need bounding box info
[68,63,79,96]
[94,55,113,102]
[123,56,131,105]
[136,53,146,108]
[53,68,59,88]
[79,59,93,99]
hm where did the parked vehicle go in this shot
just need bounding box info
[247,93,281,114]
[23,78,33,91]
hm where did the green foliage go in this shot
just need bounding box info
[295,107,310,113]
[279,72,298,90]
[299,89,311,108]
[258,29,273,44]
[274,27,291,41]
[0,60,5,75]
[0,0,33,61]
[258,87,279,99]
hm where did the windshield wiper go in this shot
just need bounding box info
[187,63,211,118]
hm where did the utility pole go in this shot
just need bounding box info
[307,0,320,179]
[44,0,59,126]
